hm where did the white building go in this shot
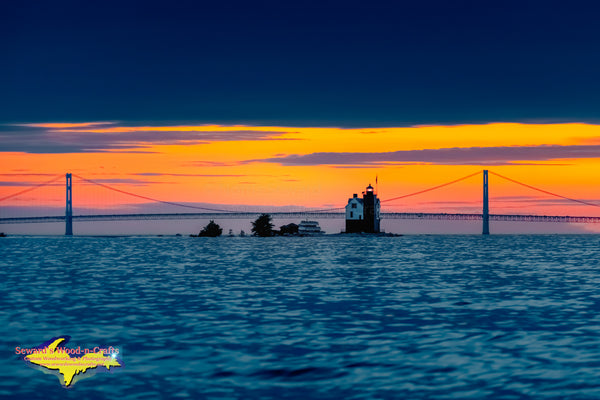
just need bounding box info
[345,194,364,222]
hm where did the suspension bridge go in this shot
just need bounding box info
[1,170,599,235]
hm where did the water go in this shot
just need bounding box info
[1,235,600,399]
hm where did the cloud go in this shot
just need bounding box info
[134,172,246,177]
[140,170,292,178]
[0,177,169,187]
[0,122,296,153]
[251,145,600,166]
[0,173,60,176]
[185,161,244,167]
[79,178,168,186]
[0,181,63,187]
[17,122,113,129]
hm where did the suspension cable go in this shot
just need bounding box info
[308,205,347,212]
[380,170,482,203]
[309,170,483,211]
[0,174,64,202]
[73,174,234,212]
[489,171,600,208]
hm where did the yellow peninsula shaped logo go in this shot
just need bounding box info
[17,336,122,387]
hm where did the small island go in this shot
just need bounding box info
[190,211,400,238]
[190,220,223,237]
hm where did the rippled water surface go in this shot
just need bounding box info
[2,235,600,399]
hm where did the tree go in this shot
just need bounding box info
[198,220,222,237]
[280,223,299,235]
[251,214,274,237]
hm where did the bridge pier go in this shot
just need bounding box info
[482,169,489,235]
[65,173,73,236]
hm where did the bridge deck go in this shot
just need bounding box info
[1,212,600,224]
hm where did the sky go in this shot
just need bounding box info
[2,0,600,234]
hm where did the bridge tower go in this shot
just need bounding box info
[482,169,489,235]
[65,173,73,236]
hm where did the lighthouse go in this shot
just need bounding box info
[345,184,380,233]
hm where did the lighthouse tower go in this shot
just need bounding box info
[345,184,380,233]
[363,184,380,233]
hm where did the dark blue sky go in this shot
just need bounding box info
[3,0,600,127]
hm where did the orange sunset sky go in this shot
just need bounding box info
[2,121,600,230]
